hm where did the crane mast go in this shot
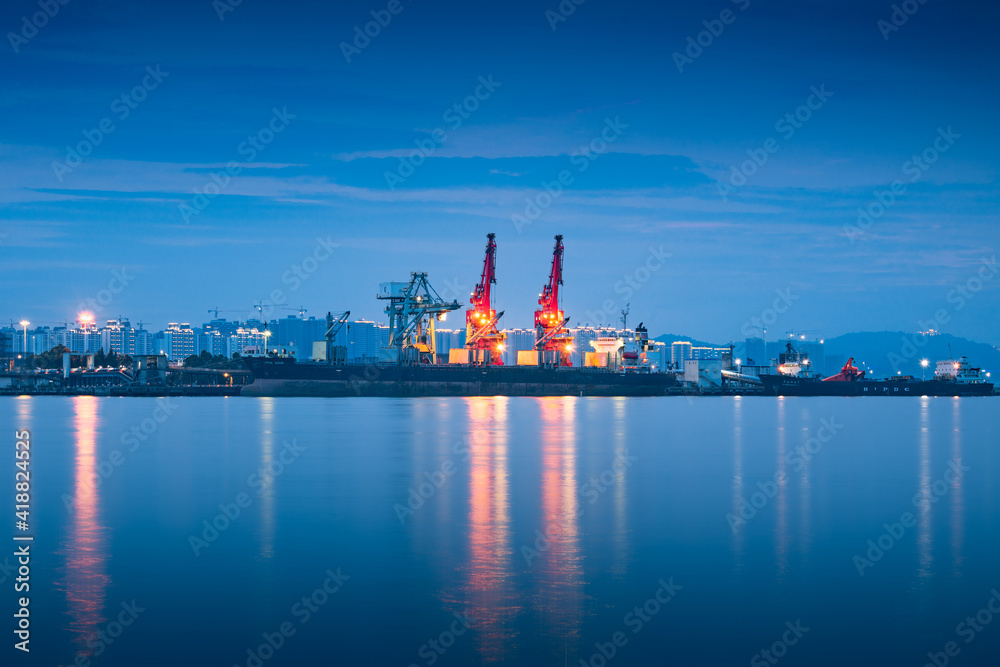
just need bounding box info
[465,233,505,364]
[533,234,573,366]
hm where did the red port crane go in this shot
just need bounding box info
[465,233,505,364]
[534,234,573,366]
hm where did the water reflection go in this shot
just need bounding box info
[462,397,519,662]
[611,397,629,576]
[775,399,788,575]
[917,397,932,580]
[950,398,964,576]
[731,397,744,568]
[259,397,275,559]
[62,397,110,653]
[534,397,583,657]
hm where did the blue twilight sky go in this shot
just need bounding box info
[1,0,998,344]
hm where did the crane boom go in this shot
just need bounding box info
[465,233,505,364]
[533,235,573,366]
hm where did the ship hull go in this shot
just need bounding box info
[760,374,994,397]
[242,357,679,397]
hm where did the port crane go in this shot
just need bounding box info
[280,306,309,319]
[465,233,506,365]
[534,234,573,366]
[324,311,350,364]
[379,273,461,364]
[207,307,245,319]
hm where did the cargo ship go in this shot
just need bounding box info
[241,234,678,397]
[759,345,993,397]
[241,356,677,397]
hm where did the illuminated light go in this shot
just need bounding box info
[735,358,742,366]
[496,344,505,352]
[920,359,929,368]
[78,311,95,325]
[565,344,573,352]
[20,320,30,327]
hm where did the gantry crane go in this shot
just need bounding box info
[378,273,461,364]
[534,234,573,366]
[465,233,506,365]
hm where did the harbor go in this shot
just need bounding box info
[2,235,994,398]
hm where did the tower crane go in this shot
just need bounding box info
[465,233,506,365]
[280,306,309,318]
[534,234,573,366]
[207,307,245,319]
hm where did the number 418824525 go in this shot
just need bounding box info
[15,430,30,526]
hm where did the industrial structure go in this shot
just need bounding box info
[378,273,461,364]
[458,233,505,365]
[527,234,573,366]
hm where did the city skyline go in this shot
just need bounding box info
[1,0,997,344]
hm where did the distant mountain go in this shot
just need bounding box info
[823,332,1000,378]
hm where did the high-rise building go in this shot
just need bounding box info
[274,316,327,360]
[671,341,693,369]
[346,320,390,362]
[227,328,266,357]
[162,323,195,360]
[0,327,13,369]
[744,337,765,367]
[100,319,137,355]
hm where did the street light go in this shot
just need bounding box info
[19,320,29,370]
[920,358,929,380]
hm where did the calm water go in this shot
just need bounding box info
[4,396,1000,666]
